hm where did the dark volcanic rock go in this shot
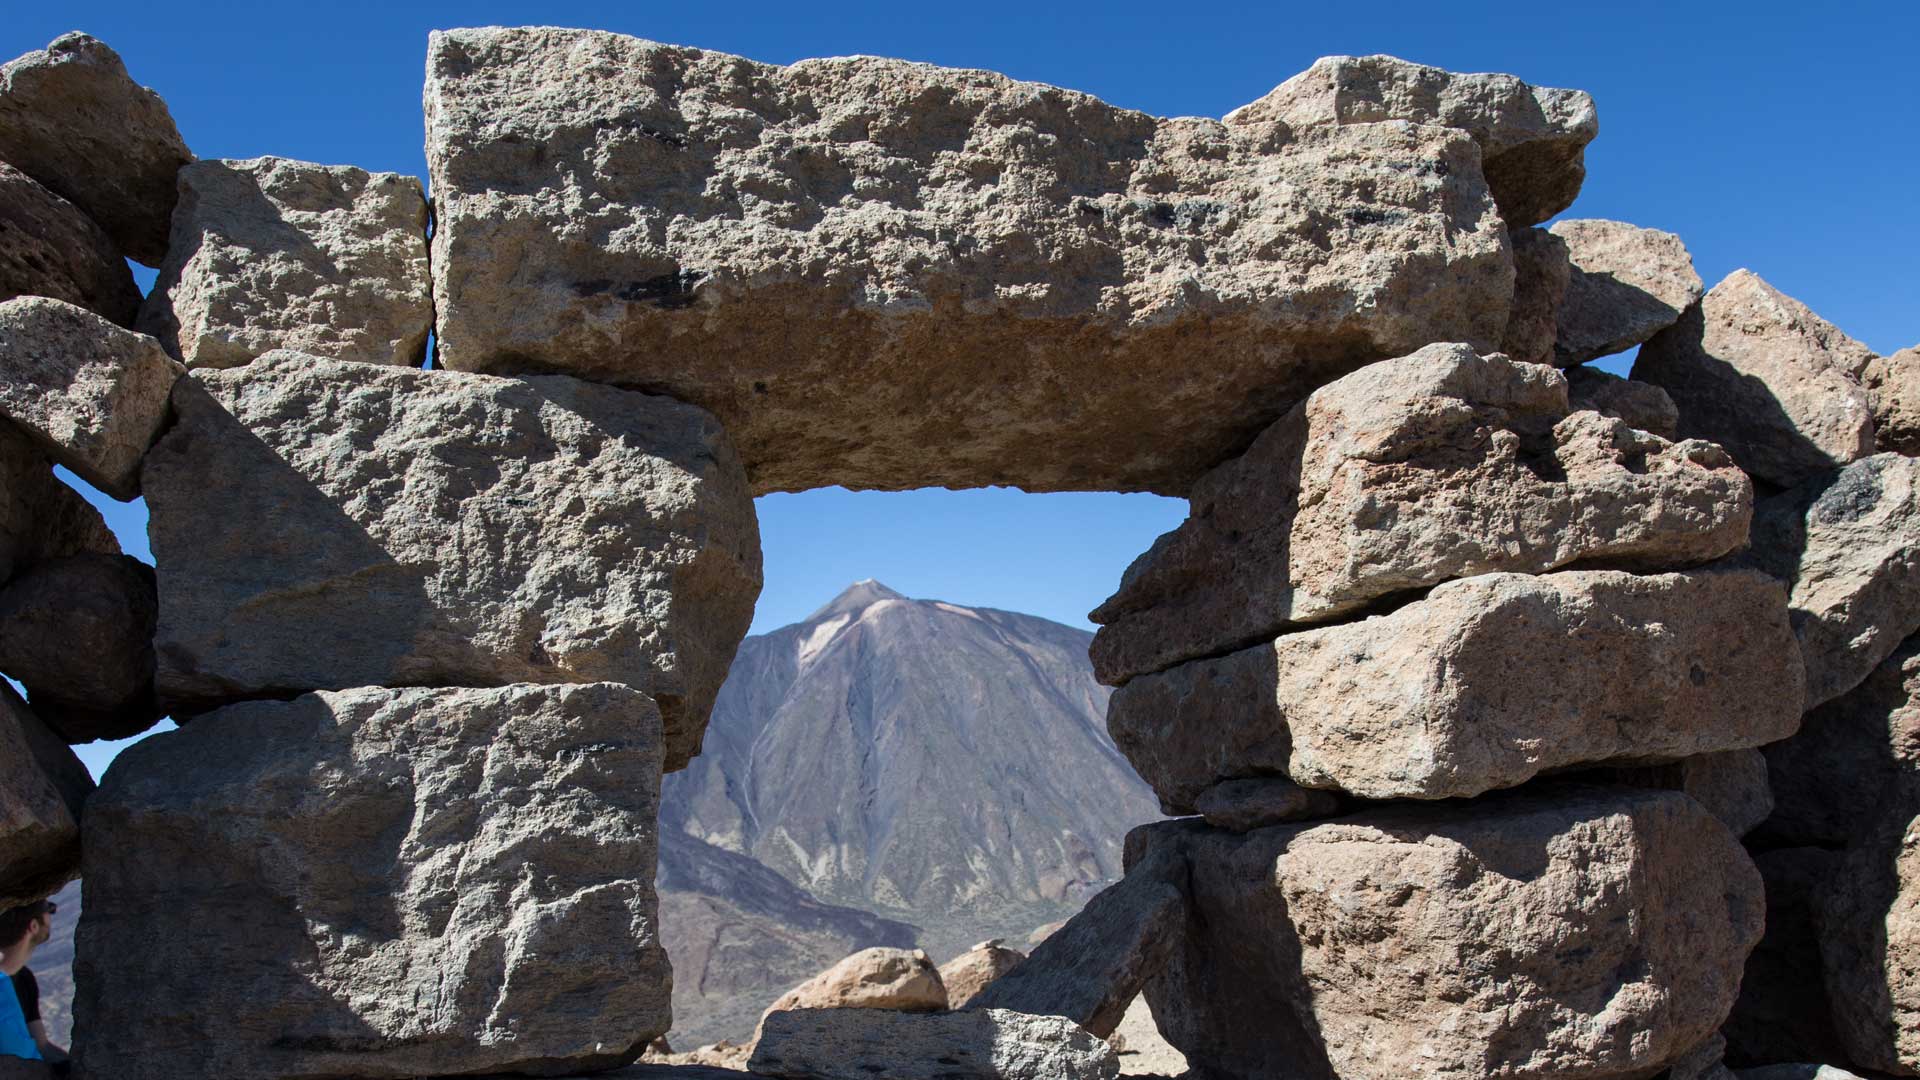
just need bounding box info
[0,685,91,909]
[0,162,141,326]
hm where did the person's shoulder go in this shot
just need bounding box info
[11,970,34,993]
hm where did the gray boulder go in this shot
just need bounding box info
[1549,218,1703,365]
[1140,787,1763,1080]
[1867,345,1920,456]
[0,162,141,326]
[0,554,160,743]
[0,423,119,587]
[0,683,91,909]
[138,157,432,369]
[748,1007,1117,1080]
[143,352,761,770]
[1090,344,1752,684]
[1226,53,1597,226]
[0,296,183,499]
[1108,568,1802,810]
[968,836,1186,1038]
[1749,453,1920,708]
[0,32,192,266]
[1635,269,1877,489]
[425,28,1516,496]
[72,683,671,1080]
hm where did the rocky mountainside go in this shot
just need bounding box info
[658,580,1162,1044]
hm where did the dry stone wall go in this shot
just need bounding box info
[0,22,1913,1080]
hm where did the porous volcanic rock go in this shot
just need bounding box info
[1502,226,1570,364]
[938,942,1026,1010]
[0,423,119,587]
[1109,568,1802,810]
[0,554,159,743]
[0,296,183,499]
[1140,787,1764,1080]
[1225,53,1597,227]
[969,837,1186,1038]
[1748,453,1920,708]
[1549,218,1703,365]
[1635,270,1877,489]
[758,948,947,1030]
[0,684,91,909]
[1816,775,1920,1075]
[72,683,671,1080]
[1723,848,1852,1070]
[1090,345,1752,684]
[1752,635,1920,850]
[1867,346,1920,456]
[749,1007,1118,1080]
[1668,1034,1736,1080]
[0,162,141,325]
[143,352,761,770]
[1193,776,1342,832]
[0,32,192,266]
[424,28,1516,496]
[1565,365,1680,439]
[138,157,432,369]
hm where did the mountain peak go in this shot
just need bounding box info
[805,579,910,622]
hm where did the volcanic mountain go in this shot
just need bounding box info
[657,580,1161,1043]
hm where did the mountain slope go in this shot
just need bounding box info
[660,581,1160,961]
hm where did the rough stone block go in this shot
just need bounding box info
[1503,225,1571,363]
[1090,345,1752,684]
[1108,568,1803,810]
[138,157,432,369]
[1635,269,1876,489]
[0,162,141,326]
[424,28,1515,496]
[1550,218,1703,365]
[1225,53,1597,227]
[0,296,183,499]
[1140,787,1763,1080]
[143,352,762,770]
[0,32,192,266]
[72,683,671,1080]
[1815,774,1920,1075]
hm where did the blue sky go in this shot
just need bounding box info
[9,2,1914,773]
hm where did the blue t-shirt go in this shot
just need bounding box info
[0,972,39,1061]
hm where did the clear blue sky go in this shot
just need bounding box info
[10,1,1914,772]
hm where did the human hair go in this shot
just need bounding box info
[0,900,49,948]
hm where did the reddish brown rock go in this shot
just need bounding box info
[0,162,140,326]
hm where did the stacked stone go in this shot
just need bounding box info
[0,30,768,1080]
[3,23,1912,1080]
[0,32,190,917]
[1626,264,1920,1074]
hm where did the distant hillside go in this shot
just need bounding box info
[660,581,1159,969]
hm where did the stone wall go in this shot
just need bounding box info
[0,25,1914,1080]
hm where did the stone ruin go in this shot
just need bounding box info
[0,24,1917,1080]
